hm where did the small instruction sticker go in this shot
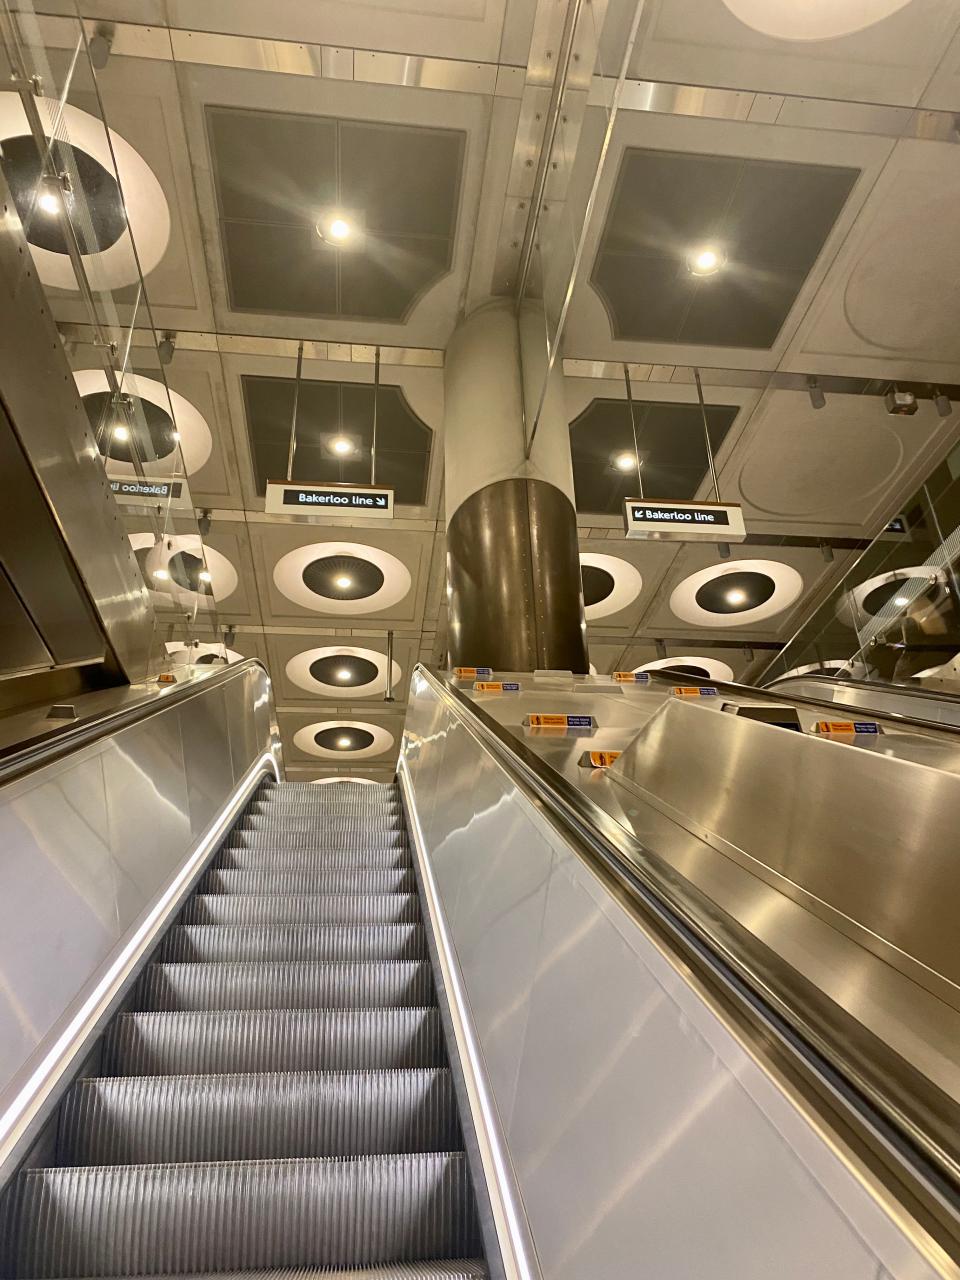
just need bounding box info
[454,667,493,679]
[474,681,521,692]
[579,750,622,768]
[815,720,882,736]
[613,671,651,683]
[525,713,596,729]
[672,686,719,697]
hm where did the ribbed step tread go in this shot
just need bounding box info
[103,1008,446,1075]
[29,1265,487,1280]
[59,1069,459,1165]
[2,1153,479,1277]
[201,868,415,896]
[241,814,404,832]
[137,961,434,1012]
[182,895,420,926]
[216,846,412,871]
[161,924,427,963]
[227,830,407,852]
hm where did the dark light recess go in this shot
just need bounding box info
[695,571,775,614]
[309,654,380,687]
[1,135,126,255]
[207,106,464,321]
[195,653,226,664]
[314,727,375,752]
[591,148,859,348]
[168,552,212,596]
[301,555,385,601]
[861,577,940,616]
[660,663,711,679]
[83,391,178,464]
[243,375,432,506]
[570,397,738,515]
[581,565,616,606]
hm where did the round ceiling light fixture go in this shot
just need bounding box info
[0,95,170,291]
[670,559,803,627]
[293,719,395,760]
[286,645,402,698]
[144,535,239,606]
[74,370,212,475]
[316,209,363,248]
[613,451,638,472]
[687,244,726,277]
[837,567,946,628]
[274,541,412,616]
[720,0,912,42]
[636,655,735,683]
[579,552,643,621]
[776,659,865,681]
[329,435,356,457]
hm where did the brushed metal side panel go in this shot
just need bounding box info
[400,678,943,1280]
[446,479,588,673]
[608,699,960,994]
[0,564,53,678]
[180,686,233,836]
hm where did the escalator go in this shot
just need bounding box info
[1,778,486,1279]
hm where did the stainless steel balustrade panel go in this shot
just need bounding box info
[401,674,948,1280]
[0,663,279,1110]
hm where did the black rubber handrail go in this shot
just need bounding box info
[414,663,960,1254]
[0,658,269,787]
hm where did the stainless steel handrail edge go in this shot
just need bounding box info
[399,753,543,1280]
[0,749,280,1191]
[767,671,960,708]
[411,664,960,1259]
[0,658,274,785]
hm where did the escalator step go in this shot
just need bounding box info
[182,895,421,926]
[241,814,403,832]
[58,1068,460,1165]
[21,1263,488,1279]
[226,830,408,852]
[216,846,412,871]
[201,868,415,896]
[137,961,435,1012]
[103,1008,447,1075]
[161,924,428,963]
[2,1152,480,1277]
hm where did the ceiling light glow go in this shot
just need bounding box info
[329,218,351,241]
[336,668,352,681]
[112,423,129,441]
[894,595,909,607]
[198,569,212,583]
[330,436,354,456]
[688,244,725,277]
[614,451,637,472]
[152,568,169,581]
[38,191,60,215]
[334,575,353,590]
[725,587,748,606]
[337,735,352,748]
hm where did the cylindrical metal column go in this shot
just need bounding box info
[443,299,587,673]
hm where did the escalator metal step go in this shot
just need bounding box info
[201,868,415,896]
[182,894,420,926]
[2,1152,480,1277]
[226,830,408,852]
[103,1008,446,1075]
[137,961,435,1012]
[59,1068,460,1165]
[216,846,412,871]
[241,814,403,832]
[27,1263,488,1279]
[161,924,428,963]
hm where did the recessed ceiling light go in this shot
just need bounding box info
[329,218,351,241]
[335,667,352,681]
[334,575,353,590]
[894,595,909,607]
[337,735,352,748]
[38,191,60,215]
[724,587,748,606]
[613,451,637,472]
[330,436,354,456]
[152,568,169,581]
[688,245,725,277]
[198,569,212,583]
[112,423,129,441]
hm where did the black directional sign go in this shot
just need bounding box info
[265,481,394,518]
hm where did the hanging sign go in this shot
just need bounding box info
[109,477,189,508]
[454,667,493,679]
[578,750,622,768]
[474,681,521,692]
[265,480,394,518]
[613,671,651,684]
[624,499,746,544]
[814,720,883,736]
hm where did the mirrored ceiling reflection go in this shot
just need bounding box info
[242,375,432,505]
[569,396,739,515]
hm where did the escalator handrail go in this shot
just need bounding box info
[0,657,271,786]
[412,663,960,1243]
[640,667,960,739]
[767,670,960,708]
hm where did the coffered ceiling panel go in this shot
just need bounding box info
[266,632,417,708]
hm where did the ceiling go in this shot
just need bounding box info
[14,0,960,777]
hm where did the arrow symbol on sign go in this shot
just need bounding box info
[375,495,387,507]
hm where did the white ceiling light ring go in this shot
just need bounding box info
[148,533,238,605]
[0,94,170,291]
[721,0,912,41]
[293,720,395,761]
[74,369,213,476]
[165,641,244,665]
[273,541,412,616]
[670,559,804,628]
[310,777,381,786]
[285,644,402,698]
[636,655,735,683]
[838,565,947,628]
[778,659,867,680]
[128,532,169,603]
[579,552,643,621]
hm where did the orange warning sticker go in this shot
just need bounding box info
[473,681,520,692]
[672,686,719,697]
[527,713,568,727]
[454,666,493,678]
[815,720,882,736]
[613,671,651,683]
